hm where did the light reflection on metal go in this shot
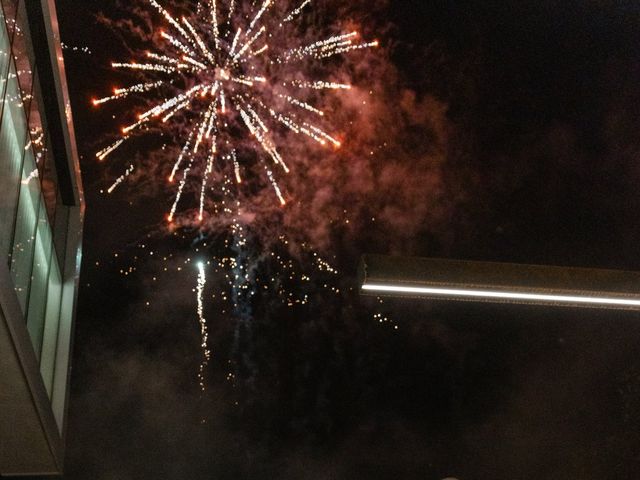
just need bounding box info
[359,255,640,311]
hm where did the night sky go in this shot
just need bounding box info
[54,1,640,478]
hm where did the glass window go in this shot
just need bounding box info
[1,0,19,43]
[12,1,33,114]
[0,59,25,261]
[28,69,58,225]
[11,144,40,314]
[6,50,33,314]
[0,6,16,259]
[0,3,11,100]
[26,196,53,358]
[0,109,22,260]
[40,254,62,398]
[52,254,75,432]
[29,70,47,171]
[40,133,58,225]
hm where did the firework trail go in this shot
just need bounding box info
[93,0,377,221]
[196,261,210,391]
[107,164,135,194]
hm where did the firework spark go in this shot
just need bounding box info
[107,164,135,194]
[196,261,210,391]
[94,0,377,221]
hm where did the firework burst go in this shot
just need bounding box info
[93,0,377,222]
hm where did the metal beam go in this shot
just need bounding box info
[359,255,640,311]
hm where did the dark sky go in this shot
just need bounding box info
[55,1,640,479]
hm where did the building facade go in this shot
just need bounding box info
[0,0,83,475]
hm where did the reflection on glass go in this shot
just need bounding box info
[11,144,39,313]
[39,254,62,398]
[0,95,22,260]
[27,199,53,358]
[1,0,20,43]
[0,10,19,260]
[0,3,10,97]
[13,1,33,113]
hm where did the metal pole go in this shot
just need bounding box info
[359,255,640,311]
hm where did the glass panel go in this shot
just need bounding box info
[0,114,22,261]
[40,239,62,398]
[0,60,25,261]
[12,0,33,114]
[28,70,58,225]
[52,257,74,433]
[10,144,39,313]
[3,55,25,143]
[7,48,33,311]
[40,133,58,225]
[0,3,11,100]
[0,9,18,261]
[1,0,19,43]
[26,197,53,358]
[29,69,46,172]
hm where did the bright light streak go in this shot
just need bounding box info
[361,284,640,308]
[107,165,135,194]
[196,261,211,391]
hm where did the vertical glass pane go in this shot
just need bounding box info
[4,44,25,135]
[0,4,10,98]
[26,198,53,358]
[6,48,32,310]
[41,133,58,225]
[52,266,75,433]
[1,0,19,43]
[29,70,46,172]
[0,11,18,261]
[0,103,22,262]
[29,70,58,224]
[10,144,39,313]
[40,255,62,398]
[12,0,33,113]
